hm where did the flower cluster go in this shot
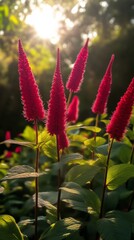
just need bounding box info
[106,78,134,141]
[92,54,115,114]
[18,40,45,122]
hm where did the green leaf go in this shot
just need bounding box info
[32,191,58,207]
[97,211,131,240]
[61,182,100,215]
[84,137,106,147]
[61,153,83,164]
[1,165,39,181]
[0,139,34,148]
[39,129,57,160]
[65,164,101,186]
[107,164,134,190]
[97,142,132,163]
[0,215,24,240]
[67,125,101,133]
[21,126,35,142]
[40,218,81,240]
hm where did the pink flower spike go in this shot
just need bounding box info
[46,49,67,135]
[92,54,115,114]
[5,131,11,140]
[67,96,80,123]
[66,38,89,92]
[18,40,45,122]
[58,131,69,150]
[106,78,134,141]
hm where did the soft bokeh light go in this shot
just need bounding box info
[26,4,64,44]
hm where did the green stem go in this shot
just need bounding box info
[56,135,61,220]
[99,138,114,218]
[34,120,39,240]
[92,114,99,159]
[67,91,72,107]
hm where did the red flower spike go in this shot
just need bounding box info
[18,40,45,122]
[92,54,115,114]
[5,131,11,140]
[66,38,89,92]
[67,96,80,123]
[46,49,67,135]
[58,131,69,150]
[106,78,134,141]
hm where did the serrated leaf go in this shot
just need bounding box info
[65,164,101,186]
[40,218,81,240]
[107,164,134,190]
[0,215,24,240]
[1,165,39,181]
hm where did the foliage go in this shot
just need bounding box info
[0,109,134,239]
[0,1,134,239]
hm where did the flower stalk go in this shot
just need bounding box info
[99,138,114,218]
[34,120,39,240]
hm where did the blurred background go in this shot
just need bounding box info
[0,0,134,140]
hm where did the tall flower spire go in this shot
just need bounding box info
[66,38,89,92]
[92,54,115,114]
[67,95,80,123]
[106,78,134,141]
[46,49,67,135]
[18,40,45,121]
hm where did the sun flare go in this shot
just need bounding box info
[26,4,63,44]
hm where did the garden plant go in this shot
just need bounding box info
[0,38,134,240]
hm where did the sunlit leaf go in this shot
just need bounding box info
[67,125,101,133]
[0,165,39,181]
[10,15,18,25]
[39,129,57,160]
[40,217,81,240]
[0,215,24,240]
[21,126,35,142]
[65,164,101,185]
[107,164,134,190]
[61,182,100,215]
[61,153,83,164]
[32,191,58,207]
[84,137,106,147]
[0,139,34,148]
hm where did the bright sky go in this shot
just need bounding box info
[25,4,65,44]
[25,1,98,44]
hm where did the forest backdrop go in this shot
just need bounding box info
[0,0,134,140]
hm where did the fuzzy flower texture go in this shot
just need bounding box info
[92,54,115,114]
[18,40,45,122]
[66,38,89,92]
[47,49,66,135]
[107,78,134,141]
[67,96,80,123]
[46,49,69,149]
